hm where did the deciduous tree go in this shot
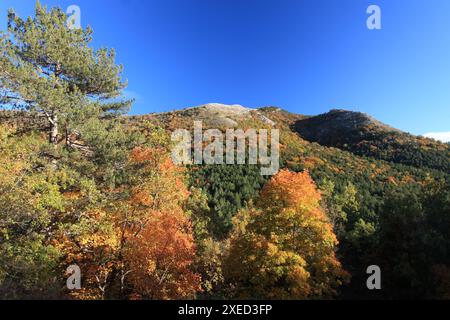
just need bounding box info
[224,170,349,299]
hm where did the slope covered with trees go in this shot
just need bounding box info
[1,2,449,300]
[224,170,349,299]
[293,109,450,172]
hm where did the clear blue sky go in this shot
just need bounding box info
[1,0,450,136]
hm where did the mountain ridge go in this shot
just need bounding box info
[130,103,450,172]
[2,104,449,173]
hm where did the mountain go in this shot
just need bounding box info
[141,103,450,299]
[130,103,450,241]
[292,109,450,172]
[3,104,449,174]
[126,102,449,226]
[293,108,400,142]
[2,103,449,237]
[125,104,450,173]
[1,104,449,299]
[130,103,283,131]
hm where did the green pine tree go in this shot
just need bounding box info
[0,1,130,145]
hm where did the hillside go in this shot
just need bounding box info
[1,2,448,301]
[293,109,450,172]
[125,104,450,239]
[131,104,450,299]
[128,104,450,173]
[1,104,449,299]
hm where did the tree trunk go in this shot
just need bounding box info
[49,115,58,144]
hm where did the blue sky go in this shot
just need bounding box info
[1,0,450,137]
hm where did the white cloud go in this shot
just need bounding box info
[423,132,450,143]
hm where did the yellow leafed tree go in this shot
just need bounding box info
[224,169,349,299]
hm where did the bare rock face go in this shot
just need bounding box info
[171,103,276,128]
[258,114,276,126]
[187,103,253,115]
[171,103,251,127]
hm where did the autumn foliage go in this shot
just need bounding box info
[58,147,201,299]
[224,170,349,299]
[123,147,201,299]
[2,2,450,300]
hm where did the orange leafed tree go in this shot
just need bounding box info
[60,147,201,299]
[224,169,349,299]
[124,147,201,299]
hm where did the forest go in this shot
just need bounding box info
[0,3,449,300]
